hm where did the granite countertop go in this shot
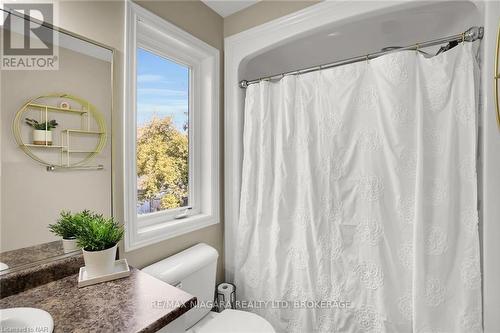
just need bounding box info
[0,254,85,298]
[0,267,196,333]
[0,240,68,270]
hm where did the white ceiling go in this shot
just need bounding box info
[201,0,260,17]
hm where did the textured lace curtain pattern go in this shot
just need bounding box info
[234,42,482,333]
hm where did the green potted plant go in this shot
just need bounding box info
[48,211,83,253]
[25,118,58,145]
[76,211,124,277]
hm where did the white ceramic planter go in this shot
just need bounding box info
[82,244,117,278]
[62,238,79,254]
[32,129,52,145]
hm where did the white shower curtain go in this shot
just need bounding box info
[234,42,482,333]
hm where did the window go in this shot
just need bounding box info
[136,48,190,215]
[125,2,219,251]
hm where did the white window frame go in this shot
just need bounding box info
[124,2,219,251]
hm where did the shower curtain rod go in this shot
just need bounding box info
[239,26,484,89]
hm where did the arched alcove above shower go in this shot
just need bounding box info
[238,1,481,83]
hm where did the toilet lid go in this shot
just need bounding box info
[197,309,275,333]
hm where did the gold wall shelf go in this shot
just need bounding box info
[13,94,107,170]
[27,103,89,114]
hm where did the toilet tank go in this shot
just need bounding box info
[141,243,219,329]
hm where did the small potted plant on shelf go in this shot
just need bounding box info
[76,211,124,278]
[48,211,83,253]
[25,118,58,145]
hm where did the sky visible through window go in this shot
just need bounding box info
[136,48,189,130]
[136,48,189,215]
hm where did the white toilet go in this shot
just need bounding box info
[142,243,275,333]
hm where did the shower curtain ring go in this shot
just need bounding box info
[415,43,420,54]
[461,32,466,43]
[365,54,369,63]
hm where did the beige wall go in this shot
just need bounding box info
[223,0,320,37]
[135,0,223,51]
[2,0,318,280]
[38,0,225,283]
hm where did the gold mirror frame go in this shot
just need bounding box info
[495,21,500,130]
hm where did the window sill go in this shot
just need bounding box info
[125,213,219,252]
